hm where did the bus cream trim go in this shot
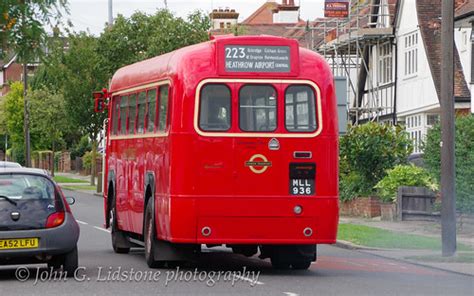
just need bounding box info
[112,79,171,96]
[109,132,169,140]
[194,78,323,138]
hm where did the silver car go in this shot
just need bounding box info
[0,168,80,273]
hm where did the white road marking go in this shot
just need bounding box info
[76,220,88,225]
[283,292,299,296]
[93,226,111,233]
[233,275,264,286]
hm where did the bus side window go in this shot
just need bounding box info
[120,96,128,135]
[128,94,137,134]
[157,85,169,132]
[137,91,147,134]
[147,89,157,133]
[285,85,317,132]
[199,84,231,131]
[112,96,120,135]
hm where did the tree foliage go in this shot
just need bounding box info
[423,115,474,214]
[97,9,210,77]
[1,0,68,61]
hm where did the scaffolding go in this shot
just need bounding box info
[302,0,397,124]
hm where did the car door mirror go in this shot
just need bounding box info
[66,197,76,205]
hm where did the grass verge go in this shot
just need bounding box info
[53,175,88,183]
[338,223,473,251]
[405,253,474,263]
[62,185,97,191]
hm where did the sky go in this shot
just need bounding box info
[65,0,325,35]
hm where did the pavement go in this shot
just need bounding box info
[55,172,474,278]
[337,217,474,276]
[1,189,473,295]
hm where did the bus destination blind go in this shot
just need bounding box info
[224,45,291,73]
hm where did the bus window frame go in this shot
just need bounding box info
[157,85,171,133]
[283,84,318,133]
[198,83,232,133]
[194,78,323,138]
[137,91,147,134]
[238,84,278,133]
[128,94,138,135]
[108,80,171,140]
[146,88,158,133]
[119,95,129,135]
[111,95,120,135]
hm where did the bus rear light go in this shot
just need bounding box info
[303,227,313,237]
[202,227,212,237]
[293,151,312,159]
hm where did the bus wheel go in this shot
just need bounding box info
[144,200,165,268]
[270,257,291,270]
[291,260,311,270]
[110,197,130,254]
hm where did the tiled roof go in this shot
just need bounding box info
[242,1,279,24]
[455,0,474,20]
[417,0,471,100]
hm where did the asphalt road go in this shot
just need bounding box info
[0,190,473,296]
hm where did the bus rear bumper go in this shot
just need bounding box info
[165,195,339,245]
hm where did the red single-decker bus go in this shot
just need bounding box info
[96,35,339,270]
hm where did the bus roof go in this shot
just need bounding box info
[109,35,325,94]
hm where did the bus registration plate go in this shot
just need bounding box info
[290,179,315,195]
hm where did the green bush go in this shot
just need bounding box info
[70,136,91,160]
[375,165,438,203]
[340,172,373,202]
[83,151,92,171]
[423,115,474,214]
[339,122,412,200]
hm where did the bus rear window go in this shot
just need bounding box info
[239,85,277,132]
[285,85,317,132]
[199,84,231,131]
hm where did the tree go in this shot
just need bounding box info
[29,87,68,176]
[424,115,474,214]
[3,82,25,164]
[97,9,211,78]
[1,0,68,166]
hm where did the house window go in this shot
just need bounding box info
[220,22,225,29]
[226,22,232,29]
[461,31,468,52]
[378,43,392,84]
[406,114,424,153]
[404,32,418,77]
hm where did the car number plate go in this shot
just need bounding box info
[290,179,315,195]
[0,238,39,250]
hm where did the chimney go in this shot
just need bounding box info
[283,0,288,5]
[289,0,295,5]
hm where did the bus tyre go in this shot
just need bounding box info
[144,200,165,268]
[270,257,291,270]
[291,260,311,270]
[110,196,130,254]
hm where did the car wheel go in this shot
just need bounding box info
[144,199,165,268]
[47,256,62,270]
[62,246,79,276]
[110,196,130,254]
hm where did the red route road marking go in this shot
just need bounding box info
[313,256,447,276]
